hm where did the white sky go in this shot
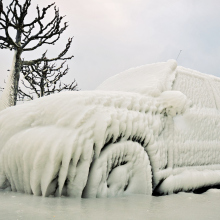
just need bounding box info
[1,0,220,90]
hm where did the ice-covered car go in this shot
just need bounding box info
[0,60,220,198]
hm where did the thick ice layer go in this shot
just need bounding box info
[1,60,220,197]
[97,60,220,194]
[96,59,177,96]
[0,90,187,197]
[0,51,17,111]
[157,66,220,194]
[83,141,152,198]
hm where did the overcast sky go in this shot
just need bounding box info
[1,0,220,90]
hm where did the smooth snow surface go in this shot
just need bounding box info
[0,190,220,220]
[1,59,220,198]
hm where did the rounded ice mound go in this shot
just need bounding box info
[167,59,177,71]
[157,90,189,116]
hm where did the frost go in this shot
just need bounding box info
[0,60,220,198]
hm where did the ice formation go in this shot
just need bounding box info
[0,59,220,198]
[0,51,17,111]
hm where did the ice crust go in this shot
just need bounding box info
[97,59,177,97]
[0,60,220,197]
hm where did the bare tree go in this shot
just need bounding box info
[18,48,78,101]
[0,1,3,18]
[0,0,74,108]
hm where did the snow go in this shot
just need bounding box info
[0,59,220,198]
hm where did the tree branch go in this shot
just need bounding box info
[22,37,73,65]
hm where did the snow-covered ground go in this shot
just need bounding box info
[0,189,220,220]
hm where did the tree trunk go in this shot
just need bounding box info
[0,51,17,110]
[13,49,22,105]
[40,67,46,97]
[0,31,22,110]
[13,30,22,105]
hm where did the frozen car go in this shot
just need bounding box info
[0,60,220,198]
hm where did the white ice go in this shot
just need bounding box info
[0,51,17,111]
[0,59,220,198]
[0,190,220,220]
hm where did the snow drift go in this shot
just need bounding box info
[0,60,220,198]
